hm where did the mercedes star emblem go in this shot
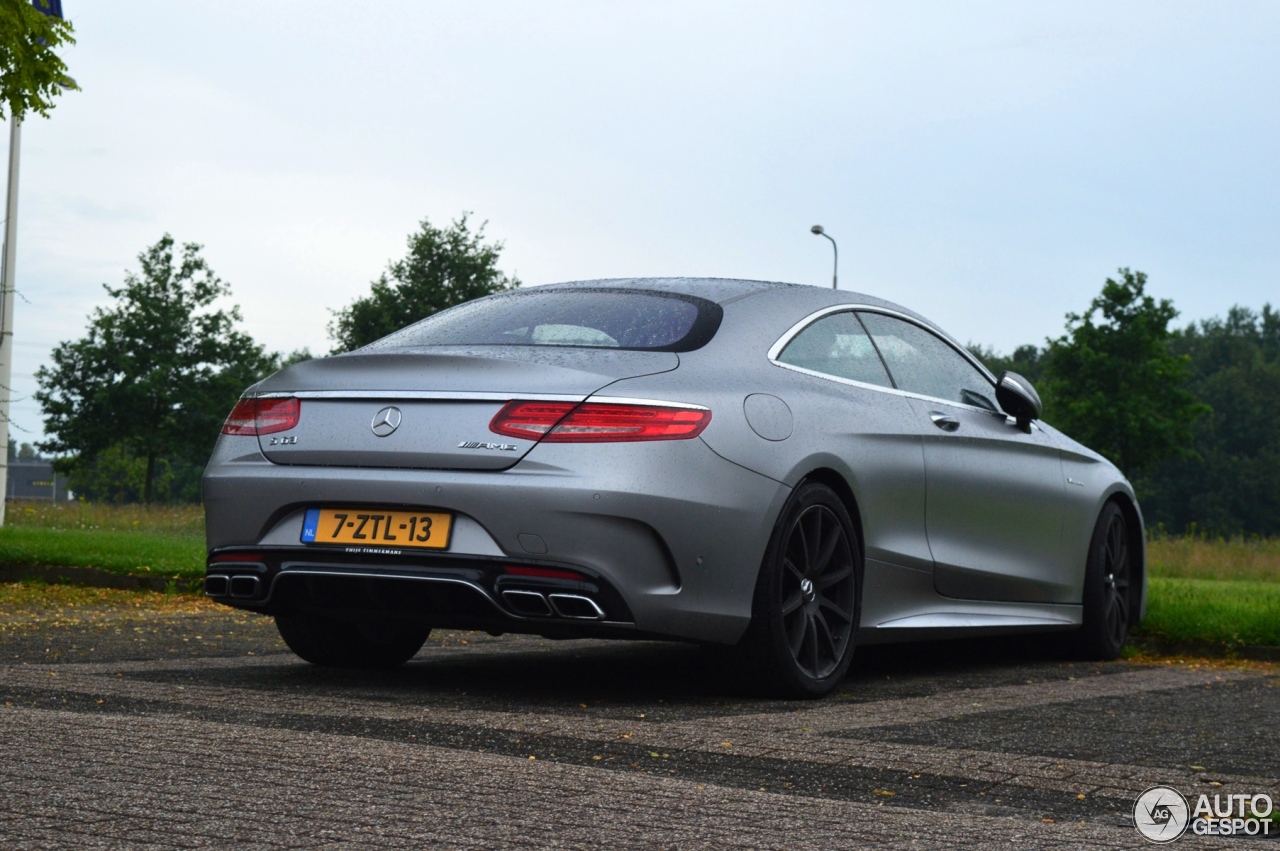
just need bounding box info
[370,406,402,437]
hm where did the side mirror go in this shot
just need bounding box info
[996,371,1042,432]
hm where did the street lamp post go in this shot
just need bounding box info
[0,0,68,525]
[0,116,19,521]
[810,224,837,289]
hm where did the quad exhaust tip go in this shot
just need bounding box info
[500,589,605,620]
[229,575,260,598]
[547,593,605,620]
[205,574,260,599]
[501,589,553,617]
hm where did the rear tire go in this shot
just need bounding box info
[741,482,863,699]
[275,611,429,668]
[1068,502,1133,660]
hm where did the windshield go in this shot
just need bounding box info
[365,289,723,352]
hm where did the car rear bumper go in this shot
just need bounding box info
[203,547,646,639]
[202,435,789,644]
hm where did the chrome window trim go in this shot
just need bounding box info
[768,304,1008,417]
[772,358,1011,419]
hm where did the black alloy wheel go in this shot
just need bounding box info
[743,482,862,698]
[1070,502,1133,660]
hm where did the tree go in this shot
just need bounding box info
[1040,268,1209,479]
[0,0,76,121]
[5,436,36,460]
[35,235,277,503]
[1141,304,1280,535]
[329,214,519,353]
[64,443,189,504]
[969,342,1046,386]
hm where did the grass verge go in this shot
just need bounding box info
[0,527,204,579]
[1146,534,1280,582]
[0,580,204,607]
[0,580,220,636]
[1134,577,1280,647]
[4,500,205,536]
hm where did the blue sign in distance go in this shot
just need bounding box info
[33,0,64,18]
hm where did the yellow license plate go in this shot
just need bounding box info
[301,508,453,550]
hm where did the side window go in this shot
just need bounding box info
[857,312,998,410]
[776,311,893,388]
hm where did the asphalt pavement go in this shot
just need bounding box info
[0,595,1276,849]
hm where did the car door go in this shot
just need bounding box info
[857,311,1073,603]
[772,309,933,574]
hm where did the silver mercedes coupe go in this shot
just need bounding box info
[203,278,1145,698]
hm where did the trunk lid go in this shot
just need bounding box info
[249,347,678,470]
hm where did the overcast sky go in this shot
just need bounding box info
[7,1,1279,444]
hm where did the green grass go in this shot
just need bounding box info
[0,501,205,579]
[0,526,206,579]
[1139,533,1280,647]
[1135,577,1280,647]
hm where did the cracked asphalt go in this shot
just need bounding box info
[0,588,1276,848]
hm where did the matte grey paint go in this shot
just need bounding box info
[203,277,1144,646]
[903,395,1074,603]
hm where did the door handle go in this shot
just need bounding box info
[929,412,960,432]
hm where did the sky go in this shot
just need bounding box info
[6,1,1280,444]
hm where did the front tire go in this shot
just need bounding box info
[741,482,863,699]
[1068,502,1133,660]
[275,611,430,668]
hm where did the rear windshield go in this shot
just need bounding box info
[365,289,723,352]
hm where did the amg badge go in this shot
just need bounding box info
[458,441,519,451]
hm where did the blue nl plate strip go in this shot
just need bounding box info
[300,508,321,543]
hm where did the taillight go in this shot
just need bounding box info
[488,401,575,439]
[490,400,711,442]
[221,397,300,436]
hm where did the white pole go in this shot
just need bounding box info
[0,115,21,527]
